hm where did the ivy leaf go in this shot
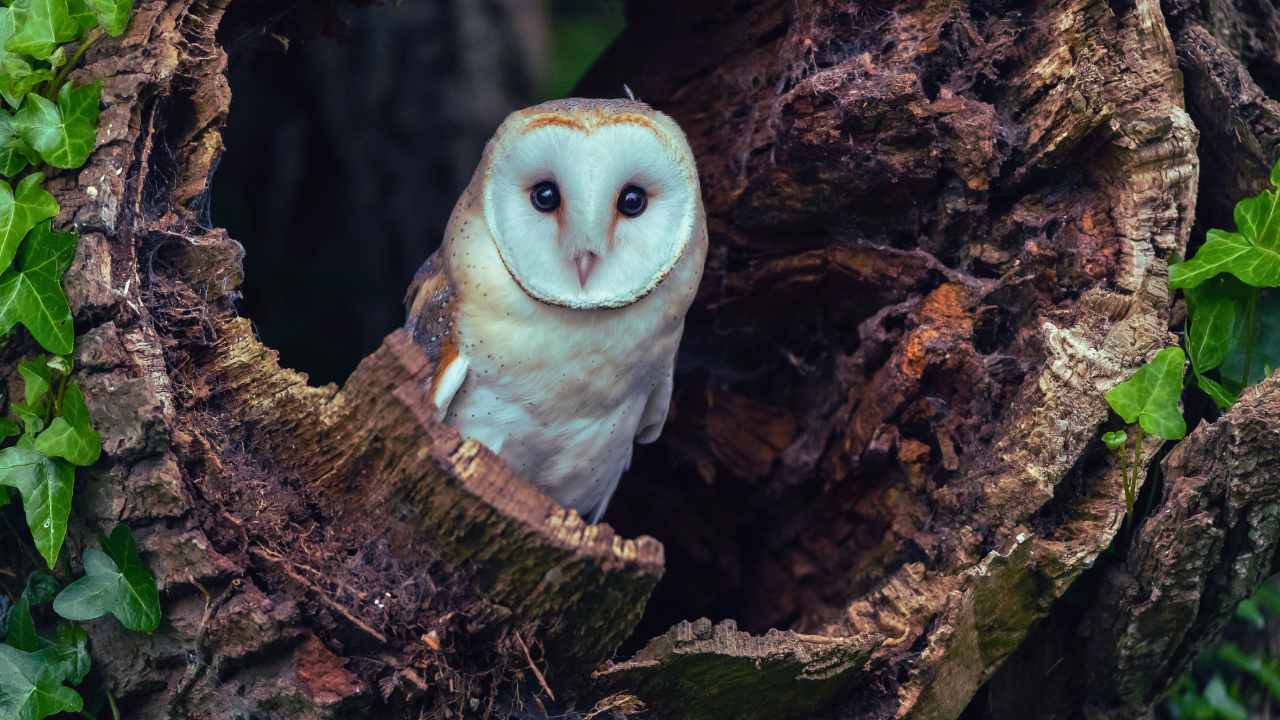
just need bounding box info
[32,623,88,686]
[64,0,96,32]
[54,527,160,632]
[1196,372,1238,411]
[4,573,58,653]
[84,0,129,35]
[1168,229,1280,289]
[44,46,64,70]
[0,447,73,569]
[1184,275,1244,374]
[16,81,100,169]
[10,403,42,436]
[1104,346,1188,440]
[1236,597,1267,629]
[0,173,58,272]
[7,0,79,60]
[99,524,160,632]
[0,221,77,355]
[1218,290,1280,387]
[35,383,100,466]
[1101,430,1127,451]
[0,418,19,441]
[0,8,52,111]
[17,357,50,410]
[1170,157,1280,289]
[50,549,117,621]
[0,57,50,113]
[4,596,36,654]
[21,574,58,607]
[0,109,37,177]
[0,643,84,720]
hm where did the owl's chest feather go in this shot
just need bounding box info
[446,299,678,514]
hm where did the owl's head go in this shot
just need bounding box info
[479,98,702,310]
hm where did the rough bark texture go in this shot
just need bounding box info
[0,0,1277,719]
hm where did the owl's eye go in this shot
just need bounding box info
[530,181,560,212]
[618,185,647,217]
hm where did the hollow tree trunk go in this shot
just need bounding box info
[4,1,1278,719]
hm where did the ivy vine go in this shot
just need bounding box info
[0,1,161,719]
[1102,158,1280,522]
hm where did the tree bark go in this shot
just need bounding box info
[1,1,1277,719]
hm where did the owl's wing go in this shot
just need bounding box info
[636,361,675,445]
[405,249,469,421]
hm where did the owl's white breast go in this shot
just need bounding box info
[441,199,705,517]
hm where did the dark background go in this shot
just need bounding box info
[214,0,624,386]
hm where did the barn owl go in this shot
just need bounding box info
[404,98,707,523]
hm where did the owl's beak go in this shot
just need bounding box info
[572,250,600,288]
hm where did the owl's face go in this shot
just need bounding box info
[480,99,702,310]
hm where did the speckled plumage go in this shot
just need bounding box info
[405,98,707,522]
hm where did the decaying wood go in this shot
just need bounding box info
[2,0,1278,718]
[977,372,1280,720]
[204,321,663,683]
[580,0,1207,717]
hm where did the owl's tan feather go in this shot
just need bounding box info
[404,98,707,522]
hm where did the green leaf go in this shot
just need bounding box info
[0,59,51,114]
[50,549,116,621]
[0,109,37,176]
[0,9,48,110]
[10,403,42,435]
[1201,676,1248,720]
[32,623,88,685]
[1255,582,1280,615]
[0,221,77,355]
[20,573,58,607]
[84,0,128,35]
[1184,276,1243,373]
[7,0,79,60]
[1101,430,1127,451]
[0,447,73,568]
[16,81,100,169]
[1170,161,1280,290]
[0,419,16,440]
[1218,643,1280,700]
[1169,229,1280,289]
[0,173,57,272]
[0,643,83,720]
[4,596,36,654]
[17,357,50,409]
[1196,373,1238,411]
[99,524,160,632]
[64,0,95,32]
[1218,289,1280,387]
[35,383,99,466]
[1104,346,1188,440]
[4,573,57,654]
[1236,597,1266,629]
[54,527,160,632]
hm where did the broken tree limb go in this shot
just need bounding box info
[204,319,664,685]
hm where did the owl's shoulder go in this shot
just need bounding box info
[405,245,462,373]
